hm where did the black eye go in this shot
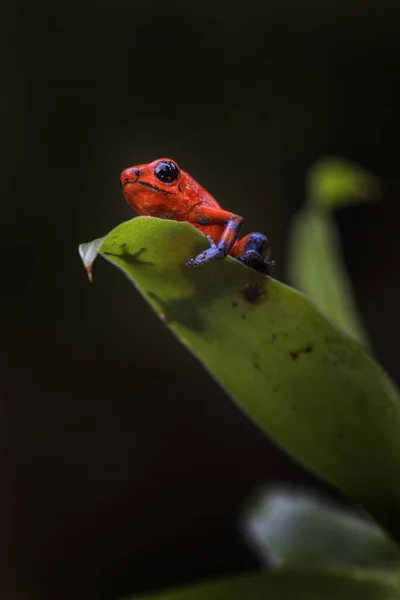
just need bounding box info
[154,160,179,184]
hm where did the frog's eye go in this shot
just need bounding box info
[154,160,179,184]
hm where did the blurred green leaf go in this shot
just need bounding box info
[287,208,369,347]
[307,157,380,210]
[79,217,400,540]
[124,571,400,600]
[244,487,400,573]
[287,157,379,348]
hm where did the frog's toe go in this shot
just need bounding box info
[186,256,196,267]
[186,248,217,267]
[186,251,207,267]
[205,235,217,249]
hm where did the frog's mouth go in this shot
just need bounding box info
[122,178,173,196]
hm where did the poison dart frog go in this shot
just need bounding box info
[120,158,274,273]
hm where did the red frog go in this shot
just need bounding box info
[120,158,274,273]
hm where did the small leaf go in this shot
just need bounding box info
[123,571,400,600]
[79,236,106,282]
[79,217,400,541]
[244,487,400,572]
[287,208,369,347]
[287,157,379,347]
[307,157,380,210]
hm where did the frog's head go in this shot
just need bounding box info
[120,158,184,216]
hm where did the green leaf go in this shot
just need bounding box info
[123,571,400,600]
[244,487,400,572]
[287,208,370,347]
[79,217,400,540]
[287,157,380,348]
[306,157,380,210]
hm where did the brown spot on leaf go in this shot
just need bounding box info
[240,281,266,304]
[232,301,238,308]
[290,344,313,361]
[253,363,261,371]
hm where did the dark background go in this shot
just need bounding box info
[1,1,400,599]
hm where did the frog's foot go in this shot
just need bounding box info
[186,236,229,267]
[239,250,275,274]
[233,232,275,274]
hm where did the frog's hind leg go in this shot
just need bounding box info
[231,232,275,274]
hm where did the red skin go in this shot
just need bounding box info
[120,158,272,271]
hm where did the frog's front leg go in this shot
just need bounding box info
[186,206,243,267]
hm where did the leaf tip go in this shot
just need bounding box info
[84,263,94,283]
[78,237,106,284]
